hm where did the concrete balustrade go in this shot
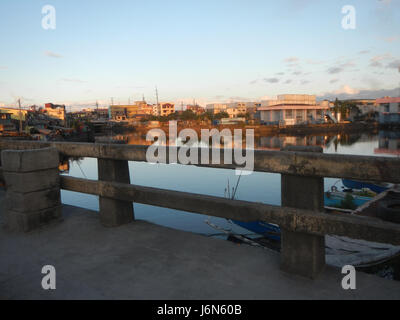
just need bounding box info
[1,147,62,232]
[280,146,325,279]
[0,140,400,280]
[98,158,134,227]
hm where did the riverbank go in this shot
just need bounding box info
[126,121,380,138]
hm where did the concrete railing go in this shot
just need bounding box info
[1,140,400,279]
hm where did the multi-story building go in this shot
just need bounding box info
[0,112,17,132]
[155,103,175,117]
[0,107,30,121]
[94,108,109,119]
[350,99,378,115]
[206,102,258,118]
[44,103,66,124]
[139,104,154,115]
[108,104,140,120]
[258,94,329,125]
[376,97,400,124]
[186,104,205,115]
[205,103,229,114]
[226,106,247,118]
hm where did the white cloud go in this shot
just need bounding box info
[263,78,280,83]
[386,59,400,69]
[384,36,398,43]
[283,57,299,63]
[60,78,87,83]
[44,51,62,58]
[334,85,360,95]
[305,59,324,65]
[318,86,400,100]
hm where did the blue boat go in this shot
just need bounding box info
[233,220,281,241]
[232,189,374,241]
[324,190,373,208]
[342,179,391,194]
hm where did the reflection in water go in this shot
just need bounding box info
[375,131,400,156]
[94,131,387,155]
[63,130,399,237]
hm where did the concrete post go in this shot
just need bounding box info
[98,158,134,227]
[280,146,325,279]
[1,147,62,232]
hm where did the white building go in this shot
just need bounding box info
[376,97,400,124]
[258,94,330,125]
[206,101,257,118]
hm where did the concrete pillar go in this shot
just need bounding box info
[98,158,134,227]
[1,147,62,232]
[280,146,325,279]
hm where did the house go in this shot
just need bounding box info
[158,103,175,117]
[44,103,66,124]
[109,105,140,120]
[0,112,17,132]
[185,104,205,115]
[376,97,400,124]
[257,94,330,125]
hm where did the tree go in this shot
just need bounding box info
[179,110,197,121]
[214,112,229,120]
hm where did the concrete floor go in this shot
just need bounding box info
[0,191,400,300]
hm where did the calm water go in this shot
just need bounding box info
[61,130,400,237]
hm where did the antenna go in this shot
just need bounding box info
[111,97,114,106]
[155,87,159,105]
[155,86,160,115]
[18,98,22,134]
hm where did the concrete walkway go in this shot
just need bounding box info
[0,191,399,300]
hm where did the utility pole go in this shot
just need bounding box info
[18,99,22,134]
[155,86,160,116]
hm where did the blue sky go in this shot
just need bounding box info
[0,0,399,109]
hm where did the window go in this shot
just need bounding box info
[383,104,390,112]
[296,109,303,120]
[285,109,293,119]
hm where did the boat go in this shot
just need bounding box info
[342,179,392,194]
[230,187,400,271]
[324,188,375,209]
[232,187,375,241]
[233,220,281,241]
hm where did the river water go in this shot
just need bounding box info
[61,130,400,237]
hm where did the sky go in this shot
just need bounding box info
[0,0,399,110]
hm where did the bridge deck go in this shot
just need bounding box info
[0,191,399,300]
